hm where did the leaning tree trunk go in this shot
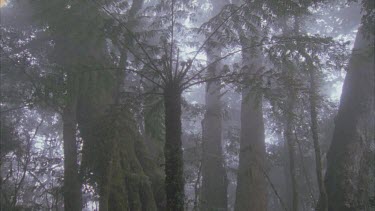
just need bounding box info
[62,72,82,211]
[200,43,228,211]
[164,83,184,211]
[235,38,267,210]
[324,26,374,211]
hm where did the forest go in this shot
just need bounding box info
[0,0,374,210]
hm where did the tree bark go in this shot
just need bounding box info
[281,16,299,211]
[98,165,112,211]
[164,83,184,211]
[234,88,267,211]
[324,26,374,211]
[284,89,298,211]
[308,68,328,211]
[234,34,267,211]
[201,43,228,211]
[297,28,328,210]
[77,66,161,211]
[78,97,160,211]
[62,73,82,211]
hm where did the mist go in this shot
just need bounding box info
[1,0,374,211]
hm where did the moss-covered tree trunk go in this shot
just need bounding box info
[62,72,82,211]
[78,97,161,211]
[77,66,163,210]
[163,83,184,211]
[324,26,374,211]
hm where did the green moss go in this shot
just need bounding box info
[77,64,164,210]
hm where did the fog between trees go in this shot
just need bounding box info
[0,0,374,211]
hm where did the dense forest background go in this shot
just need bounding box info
[0,0,374,210]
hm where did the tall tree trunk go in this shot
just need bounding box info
[308,68,328,211]
[281,16,299,211]
[98,160,112,211]
[193,161,202,211]
[235,87,267,211]
[297,20,328,209]
[283,150,294,211]
[77,64,161,211]
[164,83,184,211]
[98,131,115,211]
[78,86,160,211]
[201,44,228,211]
[234,31,267,211]
[62,72,82,211]
[324,26,374,211]
[284,88,298,211]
